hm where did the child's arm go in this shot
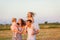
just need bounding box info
[32,27,39,35]
[11,28,18,33]
[23,27,27,35]
[35,29,39,34]
[11,25,18,33]
[32,28,36,35]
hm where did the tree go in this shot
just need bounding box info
[45,21,48,24]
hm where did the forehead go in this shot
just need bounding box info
[26,21,30,23]
[28,12,31,14]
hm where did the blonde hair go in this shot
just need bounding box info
[12,18,16,22]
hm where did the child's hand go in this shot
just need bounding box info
[23,30,27,35]
[32,29,36,35]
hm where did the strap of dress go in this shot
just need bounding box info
[17,27,19,31]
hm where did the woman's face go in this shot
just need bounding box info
[27,13,32,17]
[26,21,31,26]
[18,19,22,24]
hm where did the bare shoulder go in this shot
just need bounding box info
[31,25,35,29]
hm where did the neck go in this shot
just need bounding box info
[27,25,31,28]
[12,22,16,24]
[28,17,33,18]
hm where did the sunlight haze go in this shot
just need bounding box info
[0,0,60,24]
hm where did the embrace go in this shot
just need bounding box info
[10,12,40,40]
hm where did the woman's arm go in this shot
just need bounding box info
[17,27,26,34]
[17,30,23,34]
[31,18,34,23]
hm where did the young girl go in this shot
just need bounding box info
[25,20,37,40]
[27,12,34,23]
[11,18,18,40]
[17,18,25,40]
[27,12,40,34]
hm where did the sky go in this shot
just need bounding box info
[0,0,60,24]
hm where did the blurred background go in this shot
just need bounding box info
[0,0,60,40]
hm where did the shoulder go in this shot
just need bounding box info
[31,24,35,29]
[24,25,28,29]
[32,23,40,30]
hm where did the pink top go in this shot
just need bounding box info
[11,22,18,37]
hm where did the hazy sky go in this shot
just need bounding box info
[0,0,60,24]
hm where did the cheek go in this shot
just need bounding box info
[27,23,29,25]
[26,23,29,25]
[28,13,31,16]
[20,21,21,23]
[26,23,28,25]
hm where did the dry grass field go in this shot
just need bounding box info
[0,28,60,40]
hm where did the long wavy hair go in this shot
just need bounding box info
[17,18,26,27]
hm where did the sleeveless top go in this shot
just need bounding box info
[16,26,24,40]
[25,25,36,40]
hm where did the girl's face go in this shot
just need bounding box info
[18,19,22,24]
[27,13,32,17]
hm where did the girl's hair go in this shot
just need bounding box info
[28,12,35,17]
[18,18,26,26]
[12,18,16,22]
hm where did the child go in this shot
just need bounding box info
[11,18,18,40]
[27,12,40,34]
[27,12,34,23]
[25,20,37,40]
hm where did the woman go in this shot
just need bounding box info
[25,20,37,40]
[17,18,25,40]
[24,12,40,40]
